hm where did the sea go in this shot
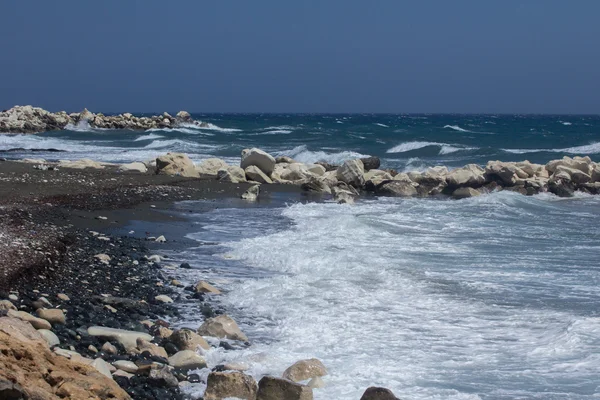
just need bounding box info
[3,114,600,399]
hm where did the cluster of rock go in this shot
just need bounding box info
[152,149,600,201]
[0,105,207,133]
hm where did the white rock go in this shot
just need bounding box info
[245,165,272,183]
[113,360,139,373]
[155,235,166,243]
[197,314,248,341]
[242,185,260,201]
[217,166,247,183]
[240,148,276,175]
[37,329,60,347]
[197,158,229,178]
[336,159,365,187]
[155,295,174,303]
[156,152,199,178]
[87,326,152,351]
[168,350,207,370]
[119,162,148,173]
[91,358,113,379]
[94,254,111,264]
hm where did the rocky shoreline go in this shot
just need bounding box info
[0,105,207,133]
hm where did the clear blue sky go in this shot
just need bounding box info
[1,1,599,114]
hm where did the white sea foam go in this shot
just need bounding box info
[64,120,106,132]
[560,121,573,126]
[374,123,389,127]
[279,145,368,164]
[133,133,164,141]
[387,141,477,155]
[143,139,222,150]
[248,129,292,136]
[502,142,600,155]
[443,124,471,132]
[176,191,600,399]
[147,127,215,136]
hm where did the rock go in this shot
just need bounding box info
[240,148,276,175]
[7,310,51,330]
[546,156,593,175]
[0,318,129,399]
[119,161,148,173]
[364,169,393,183]
[136,338,168,358]
[155,235,166,243]
[0,300,16,311]
[242,184,260,201]
[336,159,365,188]
[204,371,258,400]
[301,176,331,194]
[87,326,152,351]
[360,387,400,400]
[37,329,60,347]
[377,181,417,197]
[156,152,199,177]
[360,156,381,171]
[167,350,207,370]
[485,161,518,186]
[91,358,113,379]
[94,253,111,264]
[0,317,46,346]
[8,294,18,301]
[176,110,192,121]
[276,156,295,164]
[113,360,139,373]
[58,159,105,170]
[282,358,328,383]
[101,341,118,355]
[197,158,229,178]
[149,366,179,388]
[0,378,26,399]
[446,164,486,188]
[57,293,70,301]
[197,315,248,342]
[393,172,412,182]
[112,369,134,380]
[256,376,313,400]
[169,329,210,351]
[195,281,222,295]
[279,163,314,181]
[36,308,66,325]
[217,166,247,183]
[79,108,94,121]
[154,294,173,304]
[555,165,592,184]
[452,187,481,199]
[245,165,273,183]
[316,161,338,172]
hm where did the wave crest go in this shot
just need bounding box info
[280,145,368,165]
[387,141,477,155]
[502,142,600,155]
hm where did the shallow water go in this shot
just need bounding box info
[158,192,600,399]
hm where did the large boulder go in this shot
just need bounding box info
[360,387,400,400]
[241,184,260,201]
[197,315,248,342]
[58,159,105,170]
[446,164,486,188]
[282,359,327,383]
[546,156,593,175]
[245,166,273,183]
[554,165,592,184]
[240,148,276,176]
[376,181,417,197]
[119,162,147,173]
[169,328,210,351]
[256,376,313,400]
[156,153,199,177]
[360,156,381,171]
[306,164,326,176]
[452,187,481,199]
[204,371,258,400]
[300,176,331,194]
[336,160,365,188]
[197,158,229,178]
[36,308,66,325]
[217,166,247,183]
[7,310,51,330]
[176,110,192,122]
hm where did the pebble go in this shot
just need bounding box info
[154,295,173,303]
[101,341,118,355]
[88,345,99,353]
[36,308,66,325]
[57,293,70,301]
[38,329,60,347]
[8,294,18,301]
[113,360,139,373]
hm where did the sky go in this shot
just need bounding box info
[1,1,599,114]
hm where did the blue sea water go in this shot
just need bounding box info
[1,114,599,170]
[4,114,600,399]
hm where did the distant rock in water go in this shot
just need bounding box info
[0,147,65,153]
[0,105,206,134]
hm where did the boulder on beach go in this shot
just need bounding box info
[195,281,222,294]
[245,165,273,183]
[168,350,207,370]
[360,156,381,171]
[256,376,313,400]
[87,326,152,351]
[7,310,51,330]
[197,314,248,342]
[156,152,199,178]
[446,164,486,188]
[204,371,258,400]
[336,159,365,188]
[176,110,192,121]
[217,165,247,183]
[197,158,229,178]
[58,159,105,170]
[376,181,417,197]
[36,308,66,325]
[169,328,210,351]
[452,187,481,199]
[240,148,276,175]
[241,184,260,201]
[282,358,328,383]
[119,161,147,173]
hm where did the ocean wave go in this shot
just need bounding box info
[64,120,107,132]
[147,127,215,136]
[560,121,572,126]
[279,145,368,165]
[263,125,295,130]
[502,142,600,155]
[374,123,389,128]
[134,133,164,141]
[190,122,242,133]
[143,139,221,150]
[443,125,471,132]
[248,129,292,136]
[386,141,477,155]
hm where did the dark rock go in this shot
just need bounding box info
[0,378,26,400]
[164,342,179,356]
[219,341,235,350]
[187,373,201,383]
[360,156,381,171]
[360,386,400,400]
[180,262,191,269]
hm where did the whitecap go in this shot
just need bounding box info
[279,145,368,164]
[134,133,164,141]
[502,142,600,155]
[387,141,477,155]
[248,130,292,136]
[443,125,471,132]
[374,123,389,128]
[560,121,572,126]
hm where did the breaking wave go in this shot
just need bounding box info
[134,133,164,141]
[248,129,293,136]
[374,123,389,128]
[387,141,477,155]
[443,125,471,132]
[502,142,600,155]
[279,145,368,165]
